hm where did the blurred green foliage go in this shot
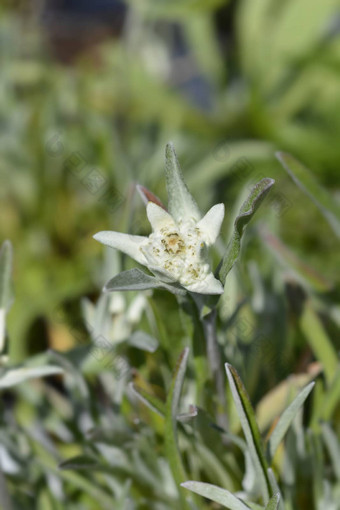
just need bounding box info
[0,0,339,508]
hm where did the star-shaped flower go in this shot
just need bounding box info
[94,143,225,295]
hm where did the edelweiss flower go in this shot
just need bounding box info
[94,143,225,295]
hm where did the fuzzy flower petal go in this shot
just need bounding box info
[146,202,176,232]
[93,231,147,265]
[197,203,225,245]
[184,272,224,295]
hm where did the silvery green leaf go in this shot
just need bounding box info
[165,348,190,508]
[267,382,315,461]
[242,450,258,497]
[276,152,340,238]
[104,268,168,291]
[0,241,13,311]
[48,350,89,398]
[247,504,265,510]
[129,382,166,416]
[165,142,201,222]
[130,382,196,423]
[0,241,14,354]
[321,423,340,481]
[267,469,284,510]
[128,331,158,352]
[0,445,20,474]
[104,268,186,296]
[0,310,6,356]
[225,363,270,503]
[265,493,280,510]
[219,178,275,284]
[114,480,133,510]
[0,365,63,389]
[177,405,198,422]
[0,465,12,510]
[59,455,99,471]
[181,481,252,509]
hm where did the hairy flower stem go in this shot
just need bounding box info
[202,310,228,430]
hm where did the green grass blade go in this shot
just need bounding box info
[181,481,252,509]
[219,178,275,284]
[319,367,340,421]
[300,302,338,386]
[267,382,315,461]
[225,363,270,503]
[260,229,332,292]
[276,152,340,238]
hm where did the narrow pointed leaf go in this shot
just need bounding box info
[181,481,252,509]
[177,405,198,422]
[0,241,14,353]
[165,143,201,222]
[265,493,280,510]
[276,152,340,238]
[219,178,275,284]
[0,466,13,510]
[165,347,190,507]
[267,382,315,461]
[225,363,270,503]
[321,423,340,481]
[130,383,196,423]
[48,350,89,398]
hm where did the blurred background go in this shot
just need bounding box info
[1,2,340,509]
[1,0,339,363]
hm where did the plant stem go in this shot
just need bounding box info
[202,309,228,430]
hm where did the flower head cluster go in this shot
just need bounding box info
[94,144,225,295]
